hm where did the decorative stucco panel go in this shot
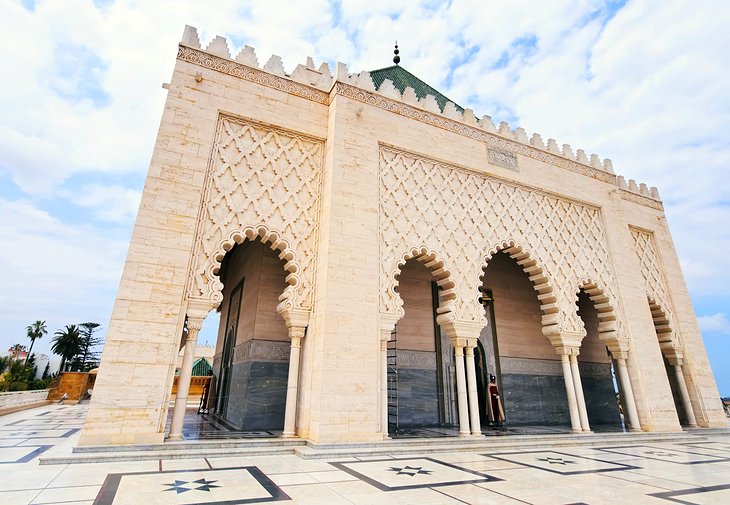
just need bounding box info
[188,115,324,310]
[379,145,626,338]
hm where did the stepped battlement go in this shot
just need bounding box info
[180,25,660,203]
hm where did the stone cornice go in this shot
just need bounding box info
[177,45,329,105]
[333,82,617,186]
[176,44,665,212]
[620,188,664,211]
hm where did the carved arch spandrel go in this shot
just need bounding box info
[630,228,678,347]
[575,278,623,350]
[379,145,628,337]
[385,246,460,326]
[481,240,561,336]
[186,115,324,311]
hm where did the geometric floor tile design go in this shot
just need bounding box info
[678,441,730,454]
[648,483,730,504]
[485,450,639,475]
[329,457,501,491]
[2,404,730,504]
[0,444,52,464]
[596,445,730,465]
[94,466,289,504]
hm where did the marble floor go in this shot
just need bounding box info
[1,404,730,504]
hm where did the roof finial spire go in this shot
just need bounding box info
[393,41,400,65]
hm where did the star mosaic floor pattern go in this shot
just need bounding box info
[0,404,729,504]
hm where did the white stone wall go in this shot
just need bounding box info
[80,28,725,445]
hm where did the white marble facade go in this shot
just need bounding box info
[80,26,726,446]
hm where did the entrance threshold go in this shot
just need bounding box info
[165,407,283,440]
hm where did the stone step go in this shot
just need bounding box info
[295,432,710,459]
[40,444,299,465]
[72,438,305,454]
[40,430,723,465]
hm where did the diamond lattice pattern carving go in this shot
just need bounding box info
[379,146,625,335]
[189,117,323,309]
[631,228,674,331]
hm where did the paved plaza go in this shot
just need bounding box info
[1,404,729,504]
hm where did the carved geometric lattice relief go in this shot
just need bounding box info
[631,227,676,345]
[188,116,323,310]
[379,145,626,337]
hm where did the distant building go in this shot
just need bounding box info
[7,346,28,360]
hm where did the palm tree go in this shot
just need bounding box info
[52,325,81,372]
[25,320,47,366]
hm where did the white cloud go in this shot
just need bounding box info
[698,313,730,335]
[0,197,128,353]
[65,184,142,223]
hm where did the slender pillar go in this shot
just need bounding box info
[282,326,305,437]
[465,344,482,436]
[454,344,471,436]
[671,359,697,427]
[569,352,591,432]
[379,331,390,438]
[168,317,202,441]
[560,353,582,433]
[615,357,641,431]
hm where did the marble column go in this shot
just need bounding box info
[282,326,305,437]
[560,353,582,433]
[168,317,202,441]
[379,329,390,439]
[569,352,591,432]
[670,358,697,427]
[465,344,482,436]
[454,344,471,436]
[615,357,642,431]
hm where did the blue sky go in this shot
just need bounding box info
[0,0,728,395]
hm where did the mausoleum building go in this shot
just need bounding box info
[80,26,727,446]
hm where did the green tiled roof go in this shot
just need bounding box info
[369,65,463,113]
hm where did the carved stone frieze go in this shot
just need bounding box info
[187,115,324,310]
[501,357,563,376]
[232,339,291,364]
[379,145,627,339]
[396,350,438,370]
[578,361,614,378]
[177,45,329,104]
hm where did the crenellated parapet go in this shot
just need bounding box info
[178,25,661,209]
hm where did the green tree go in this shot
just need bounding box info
[73,322,102,372]
[24,320,47,366]
[52,325,81,372]
[0,355,11,374]
[42,361,50,380]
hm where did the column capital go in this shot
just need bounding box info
[667,356,684,366]
[553,344,579,357]
[380,312,400,341]
[278,306,310,329]
[187,296,216,321]
[288,326,306,341]
[548,331,583,351]
[186,317,204,334]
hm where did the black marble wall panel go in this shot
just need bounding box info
[501,373,571,426]
[581,364,622,426]
[397,368,440,427]
[225,360,288,430]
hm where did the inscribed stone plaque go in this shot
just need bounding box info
[488,147,518,170]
